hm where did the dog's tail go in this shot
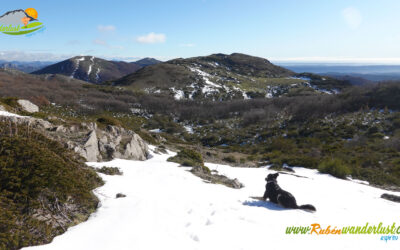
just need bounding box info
[298,204,316,212]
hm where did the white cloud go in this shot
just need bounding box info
[136,32,166,44]
[342,7,362,29]
[97,25,116,32]
[0,50,75,62]
[179,43,196,47]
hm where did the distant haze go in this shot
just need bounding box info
[277,63,400,82]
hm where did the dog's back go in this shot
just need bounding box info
[263,173,316,211]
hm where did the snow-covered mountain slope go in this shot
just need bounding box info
[114,53,350,101]
[26,148,400,250]
[32,56,141,83]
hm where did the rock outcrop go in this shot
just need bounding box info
[122,134,149,160]
[17,99,39,113]
[65,124,149,162]
[0,113,149,162]
[78,130,100,162]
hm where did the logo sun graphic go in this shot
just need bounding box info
[25,8,38,19]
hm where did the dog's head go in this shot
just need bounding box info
[265,173,279,182]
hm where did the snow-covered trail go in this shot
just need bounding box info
[26,149,400,250]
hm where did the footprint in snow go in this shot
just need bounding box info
[190,234,200,242]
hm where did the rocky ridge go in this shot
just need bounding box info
[0,108,149,162]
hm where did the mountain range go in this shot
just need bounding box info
[0,60,54,73]
[3,53,351,101]
[113,53,349,100]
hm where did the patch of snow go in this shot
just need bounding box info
[347,176,370,185]
[188,67,222,94]
[290,76,311,81]
[87,64,92,77]
[383,136,390,140]
[130,108,143,114]
[309,84,335,95]
[86,56,95,78]
[0,111,24,117]
[265,93,273,98]
[188,84,198,99]
[149,129,161,133]
[201,84,217,94]
[26,151,400,250]
[183,125,194,134]
[170,87,185,100]
[95,68,101,82]
[232,86,249,99]
[70,57,85,79]
[207,62,220,68]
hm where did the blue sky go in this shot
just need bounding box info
[1,0,400,63]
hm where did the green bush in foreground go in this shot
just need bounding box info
[167,148,211,174]
[95,166,123,175]
[0,122,103,249]
[168,148,204,167]
[318,159,351,179]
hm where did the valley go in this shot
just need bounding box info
[0,52,399,249]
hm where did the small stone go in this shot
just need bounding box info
[116,193,127,198]
[232,178,244,189]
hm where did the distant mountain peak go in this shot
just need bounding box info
[135,58,161,67]
[32,56,141,84]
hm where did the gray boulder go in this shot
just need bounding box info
[122,134,149,160]
[17,99,39,113]
[79,130,100,162]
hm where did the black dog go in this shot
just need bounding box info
[263,173,316,211]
